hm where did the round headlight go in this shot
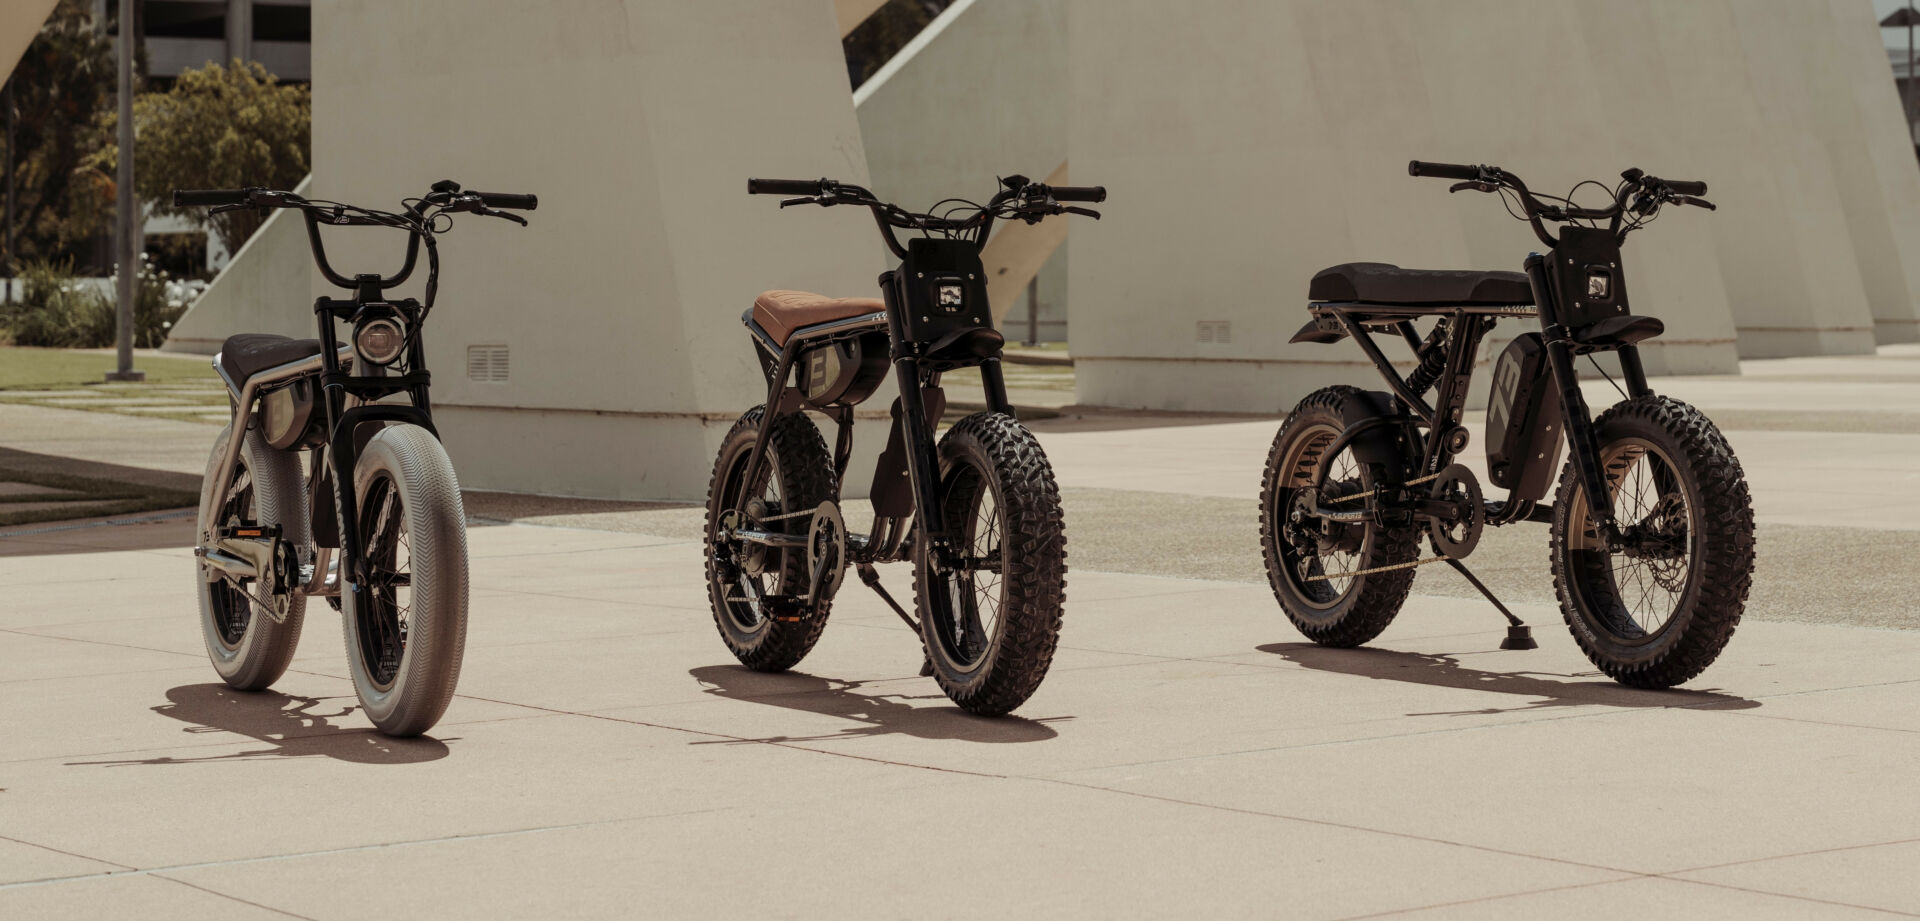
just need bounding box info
[353,316,407,366]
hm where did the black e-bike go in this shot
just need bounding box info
[703,175,1102,715]
[176,181,535,735]
[1263,161,1754,688]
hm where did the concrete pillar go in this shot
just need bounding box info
[225,0,251,65]
[311,0,883,500]
[1717,0,1879,357]
[1066,0,1747,415]
[1825,0,1920,344]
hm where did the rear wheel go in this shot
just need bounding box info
[1551,396,1754,687]
[914,412,1066,716]
[195,424,308,690]
[341,424,468,737]
[703,407,838,672]
[1260,386,1420,647]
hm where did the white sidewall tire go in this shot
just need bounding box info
[195,423,309,690]
[341,424,469,736]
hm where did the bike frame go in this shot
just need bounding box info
[1307,263,1649,543]
[733,245,1015,573]
[200,206,444,612]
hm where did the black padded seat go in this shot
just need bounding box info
[1309,262,1532,307]
[217,334,323,387]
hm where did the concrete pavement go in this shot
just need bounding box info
[2,347,1917,918]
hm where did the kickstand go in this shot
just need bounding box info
[1443,557,1537,650]
[856,563,935,676]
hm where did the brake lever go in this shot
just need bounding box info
[208,203,250,216]
[1675,195,1717,211]
[476,207,529,226]
[778,196,818,209]
[1061,206,1101,220]
[1448,181,1496,194]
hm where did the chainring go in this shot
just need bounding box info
[1427,463,1484,558]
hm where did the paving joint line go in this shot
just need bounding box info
[149,873,322,921]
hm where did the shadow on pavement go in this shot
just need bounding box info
[67,684,450,766]
[1255,643,1760,714]
[689,665,1068,744]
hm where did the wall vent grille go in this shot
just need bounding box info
[1196,320,1232,344]
[467,345,509,382]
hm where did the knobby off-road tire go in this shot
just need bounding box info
[1551,396,1754,688]
[914,412,1066,716]
[196,423,308,690]
[704,407,838,672]
[1260,386,1420,647]
[341,424,469,737]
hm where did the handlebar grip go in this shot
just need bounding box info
[1049,185,1107,203]
[1408,160,1482,181]
[475,192,538,210]
[1660,178,1708,197]
[748,178,826,196]
[173,189,251,207]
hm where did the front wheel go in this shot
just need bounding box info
[341,424,469,736]
[915,412,1067,716]
[1551,396,1754,688]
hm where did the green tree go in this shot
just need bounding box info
[102,60,310,256]
[1,0,116,272]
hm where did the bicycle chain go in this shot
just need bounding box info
[1322,471,1443,504]
[1307,472,1453,581]
[1304,553,1452,582]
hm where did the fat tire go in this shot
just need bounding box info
[703,407,838,672]
[1551,395,1754,688]
[195,424,308,690]
[341,424,469,736]
[1260,385,1420,647]
[914,412,1066,716]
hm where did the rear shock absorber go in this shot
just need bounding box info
[1403,319,1452,397]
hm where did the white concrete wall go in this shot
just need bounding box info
[1066,0,1920,414]
[310,0,885,500]
[1826,0,1920,344]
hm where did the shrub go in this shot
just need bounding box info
[2,259,114,347]
[1,255,198,348]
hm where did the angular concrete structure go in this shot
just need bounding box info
[162,176,315,353]
[0,0,57,81]
[1065,0,1920,413]
[307,0,884,500]
[853,0,1071,325]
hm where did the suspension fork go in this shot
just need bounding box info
[1524,253,1620,544]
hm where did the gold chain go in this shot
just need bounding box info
[1304,554,1451,582]
[1323,471,1443,505]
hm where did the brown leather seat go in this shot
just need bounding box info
[752,290,885,346]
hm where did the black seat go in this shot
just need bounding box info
[1309,262,1532,307]
[217,334,323,387]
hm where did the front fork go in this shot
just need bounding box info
[1524,253,1652,549]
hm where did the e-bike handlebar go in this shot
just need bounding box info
[173,188,253,207]
[748,178,828,197]
[1048,185,1107,203]
[172,181,534,295]
[750,174,1102,259]
[1410,160,1713,246]
[1407,160,1483,181]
